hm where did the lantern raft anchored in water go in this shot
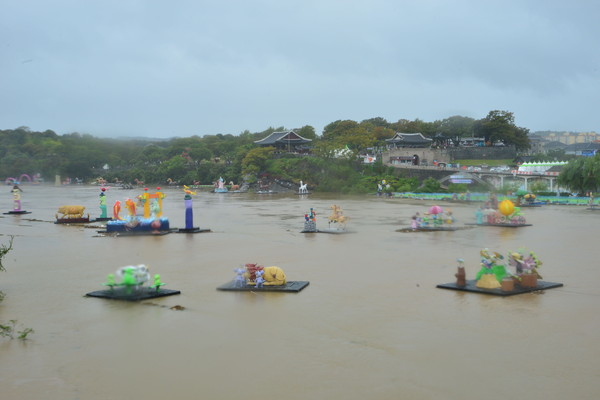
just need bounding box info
[54,205,90,224]
[176,185,211,234]
[397,206,463,232]
[436,249,563,296]
[85,264,181,301]
[217,263,309,293]
[300,206,353,234]
[301,208,318,233]
[100,188,173,235]
[468,199,531,228]
[3,185,31,215]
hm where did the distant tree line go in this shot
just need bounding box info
[317,110,531,156]
[0,110,532,191]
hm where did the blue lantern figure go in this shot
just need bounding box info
[184,194,194,229]
[178,185,206,233]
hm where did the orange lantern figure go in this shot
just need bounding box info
[498,199,515,216]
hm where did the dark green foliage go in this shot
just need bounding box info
[264,156,418,193]
[0,236,14,272]
[473,110,530,150]
[437,116,476,145]
[0,237,33,340]
[557,154,600,195]
[420,177,445,193]
[0,320,34,340]
[447,183,468,193]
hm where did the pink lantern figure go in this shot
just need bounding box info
[429,205,443,215]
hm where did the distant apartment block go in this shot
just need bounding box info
[534,131,600,145]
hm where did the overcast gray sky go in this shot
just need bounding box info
[1,0,599,138]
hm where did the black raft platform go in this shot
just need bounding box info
[301,229,352,234]
[436,280,563,297]
[55,218,91,224]
[86,288,181,301]
[465,223,532,228]
[92,217,113,222]
[96,229,175,236]
[176,227,211,234]
[3,210,32,215]
[396,226,461,232]
[217,281,310,293]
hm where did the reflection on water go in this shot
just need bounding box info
[0,185,599,399]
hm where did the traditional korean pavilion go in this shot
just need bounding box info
[254,130,313,152]
[385,132,433,148]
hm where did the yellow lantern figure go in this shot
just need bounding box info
[498,199,515,216]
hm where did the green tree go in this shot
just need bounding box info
[322,120,358,141]
[447,183,469,193]
[358,119,395,142]
[420,177,444,193]
[241,147,275,175]
[437,115,475,144]
[370,125,396,142]
[557,155,600,195]
[312,140,341,159]
[137,144,167,166]
[296,125,317,140]
[529,180,548,193]
[360,117,390,128]
[473,110,530,150]
[321,120,376,153]
[390,118,438,137]
[156,155,189,183]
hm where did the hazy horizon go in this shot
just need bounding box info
[2,1,599,139]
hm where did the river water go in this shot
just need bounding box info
[0,185,598,400]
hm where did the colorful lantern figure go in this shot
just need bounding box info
[11,185,23,211]
[140,187,166,218]
[475,249,507,288]
[125,198,137,219]
[303,208,317,232]
[475,207,484,224]
[429,205,443,215]
[184,194,194,229]
[113,200,122,220]
[99,188,108,219]
[498,199,515,216]
[181,185,197,230]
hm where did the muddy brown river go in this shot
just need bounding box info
[0,185,598,399]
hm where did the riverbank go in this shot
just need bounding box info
[391,192,597,206]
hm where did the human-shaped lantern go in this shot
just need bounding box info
[99,188,108,219]
[11,185,23,211]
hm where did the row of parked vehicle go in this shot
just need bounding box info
[489,166,511,172]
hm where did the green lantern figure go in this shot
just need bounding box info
[151,274,166,292]
[99,188,108,219]
[103,274,116,291]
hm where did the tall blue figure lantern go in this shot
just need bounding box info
[184,193,194,229]
[177,185,206,233]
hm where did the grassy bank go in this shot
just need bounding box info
[392,192,596,206]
